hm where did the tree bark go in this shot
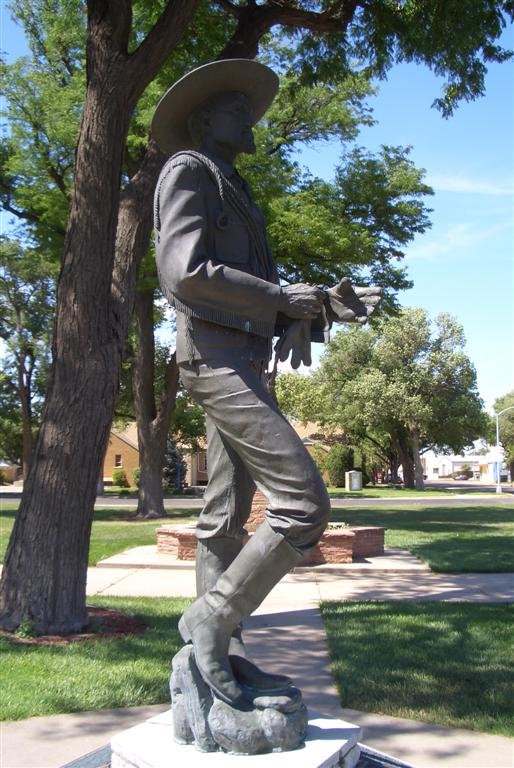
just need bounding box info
[0,76,130,632]
[410,426,425,490]
[132,289,180,519]
[17,358,33,479]
[393,429,415,489]
[0,0,199,633]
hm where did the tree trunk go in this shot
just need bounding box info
[133,289,180,519]
[0,0,200,632]
[393,429,415,489]
[133,288,166,519]
[410,426,425,490]
[18,361,33,480]
[389,456,401,484]
[0,74,131,631]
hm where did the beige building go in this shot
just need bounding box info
[101,419,338,488]
[103,423,140,485]
[186,442,208,486]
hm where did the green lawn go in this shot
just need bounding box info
[0,505,197,566]
[321,601,514,737]
[2,597,513,734]
[2,501,513,572]
[330,504,514,572]
[0,596,191,720]
[326,485,503,498]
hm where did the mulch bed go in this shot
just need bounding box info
[0,607,147,646]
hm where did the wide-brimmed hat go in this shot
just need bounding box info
[151,59,279,154]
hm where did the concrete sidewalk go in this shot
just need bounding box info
[2,550,513,768]
[88,545,514,603]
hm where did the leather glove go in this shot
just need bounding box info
[274,319,312,369]
[325,278,382,324]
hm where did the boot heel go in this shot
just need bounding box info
[178,615,192,643]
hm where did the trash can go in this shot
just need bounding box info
[345,470,362,491]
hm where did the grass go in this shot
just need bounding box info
[0,504,197,566]
[2,597,513,734]
[102,486,202,498]
[326,485,503,498]
[2,501,513,572]
[0,596,191,721]
[330,504,514,572]
[321,601,514,737]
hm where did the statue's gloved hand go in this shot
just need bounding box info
[278,284,325,320]
[325,278,382,324]
[274,320,312,369]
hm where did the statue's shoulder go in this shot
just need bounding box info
[164,151,211,175]
[157,152,211,195]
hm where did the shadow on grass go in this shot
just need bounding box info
[92,507,197,522]
[330,505,514,532]
[320,601,514,737]
[329,506,514,572]
[410,535,514,573]
[0,507,197,524]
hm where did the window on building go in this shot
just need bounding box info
[198,452,208,472]
[115,454,123,468]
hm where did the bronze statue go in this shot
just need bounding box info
[152,59,381,752]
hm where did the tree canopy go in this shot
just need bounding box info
[1,0,512,632]
[0,238,56,472]
[277,307,489,488]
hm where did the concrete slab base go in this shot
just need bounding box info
[110,709,362,768]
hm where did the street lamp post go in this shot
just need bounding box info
[494,405,514,494]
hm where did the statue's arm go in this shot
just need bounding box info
[155,161,281,326]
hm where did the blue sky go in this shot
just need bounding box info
[296,28,514,413]
[1,8,513,413]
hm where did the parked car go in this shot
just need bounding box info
[454,474,469,480]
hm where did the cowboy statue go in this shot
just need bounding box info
[152,59,381,753]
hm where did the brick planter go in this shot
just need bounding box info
[157,525,197,560]
[298,529,354,566]
[157,498,385,563]
[245,489,268,531]
[351,526,385,557]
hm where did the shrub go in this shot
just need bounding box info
[0,469,6,486]
[310,445,328,475]
[325,445,354,487]
[162,440,187,493]
[112,468,130,488]
[132,467,141,487]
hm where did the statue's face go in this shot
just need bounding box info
[205,92,256,156]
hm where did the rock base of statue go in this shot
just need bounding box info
[110,709,362,768]
[170,644,308,755]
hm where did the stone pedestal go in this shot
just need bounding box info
[111,709,362,768]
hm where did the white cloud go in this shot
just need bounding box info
[427,174,513,197]
[406,220,512,261]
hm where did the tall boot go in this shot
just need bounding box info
[196,537,292,692]
[179,521,302,707]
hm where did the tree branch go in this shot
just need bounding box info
[155,351,180,433]
[0,196,66,236]
[127,0,202,99]
[86,0,133,54]
[218,0,360,59]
